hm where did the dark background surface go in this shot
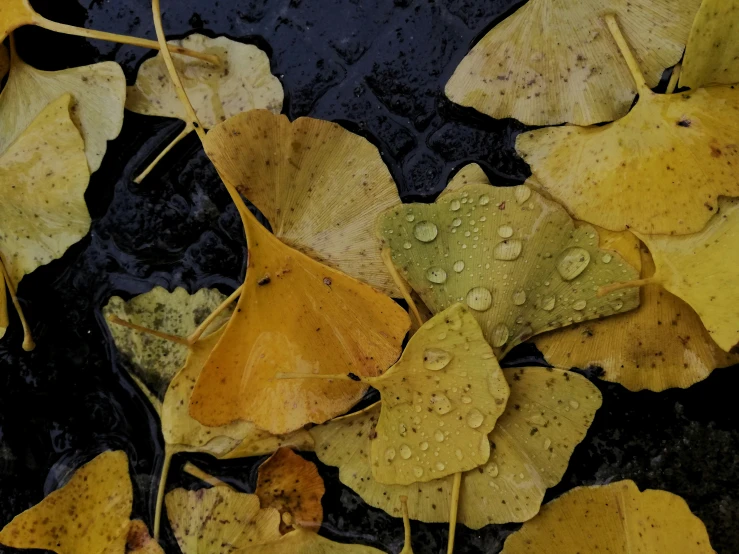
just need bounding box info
[1,0,738,552]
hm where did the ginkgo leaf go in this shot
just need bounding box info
[680,0,739,89]
[165,486,282,553]
[534,238,739,391]
[516,14,739,235]
[203,109,402,296]
[256,447,325,532]
[377,182,640,357]
[311,366,601,528]
[0,40,125,172]
[500,480,715,553]
[0,451,133,554]
[632,197,739,352]
[445,0,701,125]
[189,207,410,435]
[247,527,385,554]
[125,521,165,554]
[0,93,90,286]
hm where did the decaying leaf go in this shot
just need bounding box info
[256,447,325,532]
[680,0,739,89]
[0,93,90,286]
[203,109,402,296]
[165,486,282,552]
[516,14,739,235]
[500,480,715,553]
[377,182,640,357]
[189,207,410,435]
[534,240,739,391]
[0,451,133,554]
[311,367,601,528]
[445,0,701,125]
[0,40,125,172]
[358,303,509,485]
[125,521,164,554]
[247,527,385,554]
[635,197,739,353]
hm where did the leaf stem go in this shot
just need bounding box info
[186,284,243,344]
[134,124,194,184]
[153,445,177,540]
[183,462,234,489]
[381,248,424,328]
[666,64,681,95]
[604,14,650,95]
[597,277,657,297]
[274,372,360,382]
[106,314,191,346]
[447,472,462,554]
[400,496,413,553]
[0,255,34,351]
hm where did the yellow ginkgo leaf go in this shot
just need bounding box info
[0,93,90,286]
[165,486,282,552]
[256,447,325,532]
[534,240,739,391]
[311,366,601,528]
[516,14,739,235]
[0,40,125,172]
[248,527,385,554]
[500,480,715,553]
[125,521,165,554]
[445,0,701,125]
[680,0,739,89]
[189,206,410,435]
[0,451,133,554]
[203,109,402,296]
[377,182,640,357]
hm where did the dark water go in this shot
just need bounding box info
[1,0,737,552]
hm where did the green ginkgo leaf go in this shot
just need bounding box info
[377,182,640,356]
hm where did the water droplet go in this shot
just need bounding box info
[434,430,445,442]
[542,296,556,311]
[512,289,526,305]
[479,195,490,205]
[385,448,396,462]
[452,218,462,227]
[493,239,523,261]
[569,400,580,410]
[466,409,484,428]
[461,395,472,404]
[402,241,412,250]
[486,463,499,477]
[556,247,591,280]
[405,213,415,222]
[399,423,407,437]
[518,473,525,479]
[436,461,446,472]
[430,392,452,415]
[466,287,493,311]
[601,253,612,264]
[514,185,531,203]
[527,414,548,426]
[543,438,552,450]
[414,221,438,242]
[612,300,624,311]
[424,349,452,371]
[450,200,461,211]
[491,323,509,347]
[420,441,429,451]
[426,267,447,284]
[572,299,587,311]
[453,260,465,273]
[400,444,412,459]
[413,466,424,478]
[455,449,464,460]
[498,225,513,238]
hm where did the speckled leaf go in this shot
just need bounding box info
[256,448,324,532]
[0,43,125,172]
[126,34,283,128]
[203,110,402,296]
[125,521,164,554]
[637,197,739,353]
[445,0,701,125]
[165,487,282,553]
[0,93,90,286]
[377,183,640,357]
[247,527,385,554]
[680,0,739,89]
[364,303,509,485]
[517,86,739,235]
[500,480,715,553]
[311,367,601,528]
[0,451,132,554]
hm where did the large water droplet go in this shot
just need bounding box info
[466,287,493,311]
[450,199,461,211]
[498,225,513,238]
[556,247,591,280]
[572,299,587,311]
[426,267,447,284]
[453,260,465,273]
[434,430,445,442]
[436,461,446,472]
[424,349,452,371]
[461,395,472,404]
[527,414,548,426]
[420,441,429,451]
[402,241,412,250]
[512,289,527,306]
[601,253,613,264]
[486,463,499,477]
[414,221,438,242]
[543,438,552,450]
[491,323,509,347]
[400,444,412,459]
[385,448,396,462]
[569,400,580,409]
[493,239,523,261]
[612,300,624,311]
[479,195,490,205]
[430,392,452,415]
[542,296,556,311]
[455,449,464,460]
[413,466,424,478]
[514,185,531,203]
[452,218,462,227]
[466,409,484,428]
[399,423,407,437]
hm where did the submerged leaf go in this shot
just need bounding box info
[365,303,509,485]
[0,93,90,286]
[166,487,282,553]
[189,210,410,435]
[445,0,700,125]
[248,527,385,554]
[534,240,739,391]
[680,0,739,89]
[256,447,325,532]
[0,43,125,171]
[500,480,715,553]
[203,110,402,296]
[0,451,132,554]
[126,34,283,127]
[311,367,601,528]
[377,182,640,356]
[637,197,739,352]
